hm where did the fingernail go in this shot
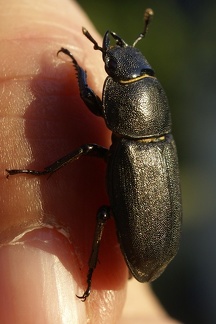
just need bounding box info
[0,228,87,323]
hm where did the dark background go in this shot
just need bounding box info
[78,1,216,323]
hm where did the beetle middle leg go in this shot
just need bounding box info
[77,205,111,301]
[6,143,108,177]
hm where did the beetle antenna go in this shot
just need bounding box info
[82,27,105,53]
[133,8,154,47]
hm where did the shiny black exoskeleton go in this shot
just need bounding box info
[6,9,182,301]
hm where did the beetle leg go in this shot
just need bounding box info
[58,47,104,117]
[76,205,111,301]
[6,144,108,177]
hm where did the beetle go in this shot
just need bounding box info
[6,8,182,301]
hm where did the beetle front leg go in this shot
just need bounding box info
[58,48,104,117]
[6,144,108,177]
[77,205,111,301]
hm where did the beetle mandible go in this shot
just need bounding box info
[6,8,182,301]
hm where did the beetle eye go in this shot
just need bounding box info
[141,69,148,75]
[106,57,117,72]
[141,68,154,76]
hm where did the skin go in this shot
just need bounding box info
[0,0,181,323]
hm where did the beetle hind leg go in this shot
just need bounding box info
[76,205,111,301]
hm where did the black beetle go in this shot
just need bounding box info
[6,8,182,301]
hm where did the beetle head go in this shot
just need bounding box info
[102,32,154,82]
[82,8,154,82]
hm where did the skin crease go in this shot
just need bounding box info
[0,0,181,323]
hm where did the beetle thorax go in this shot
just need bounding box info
[103,76,172,138]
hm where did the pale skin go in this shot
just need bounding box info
[0,0,181,322]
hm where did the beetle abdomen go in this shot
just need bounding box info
[107,134,182,282]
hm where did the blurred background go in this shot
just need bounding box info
[78,1,216,323]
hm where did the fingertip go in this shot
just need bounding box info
[0,1,126,322]
[0,228,87,323]
[0,228,127,323]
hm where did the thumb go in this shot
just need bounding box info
[0,0,127,323]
